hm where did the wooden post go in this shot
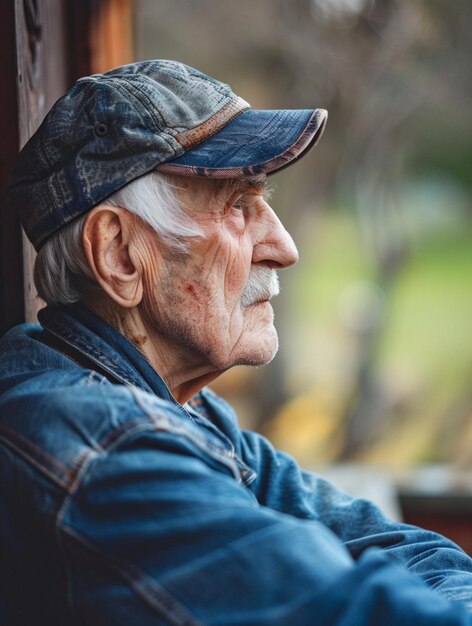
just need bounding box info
[13,0,70,323]
[68,0,135,79]
[0,0,134,334]
[0,1,24,335]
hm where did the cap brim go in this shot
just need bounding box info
[155,108,328,178]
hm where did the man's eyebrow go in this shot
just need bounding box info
[235,177,273,196]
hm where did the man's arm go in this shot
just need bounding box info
[59,412,472,625]
[240,428,472,607]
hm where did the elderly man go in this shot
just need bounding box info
[1,60,472,626]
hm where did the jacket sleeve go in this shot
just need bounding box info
[59,413,472,626]
[240,428,472,608]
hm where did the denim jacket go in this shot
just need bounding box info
[1,303,472,626]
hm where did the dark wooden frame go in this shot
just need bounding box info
[0,1,24,334]
[0,0,134,335]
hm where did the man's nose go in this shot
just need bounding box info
[252,205,299,269]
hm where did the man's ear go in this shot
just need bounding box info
[82,205,144,308]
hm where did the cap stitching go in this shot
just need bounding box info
[98,78,192,155]
[175,97,249,151]
[108,78,166,131]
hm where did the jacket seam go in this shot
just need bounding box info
[96,411,243,483]
[59,523,204,626]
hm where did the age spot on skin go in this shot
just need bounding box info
[185,282,198,297]
[132,334,148,347]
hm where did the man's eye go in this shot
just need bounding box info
[224,192,250,215]
[232,195,251,212]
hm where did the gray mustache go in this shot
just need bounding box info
[241,267,280,307]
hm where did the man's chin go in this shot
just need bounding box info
[232,330,279,368]
[247,346,278,367]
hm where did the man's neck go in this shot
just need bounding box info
[84,297,221,404]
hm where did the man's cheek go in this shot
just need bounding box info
[224,254,251,292]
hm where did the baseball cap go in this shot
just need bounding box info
[6,60,328,251]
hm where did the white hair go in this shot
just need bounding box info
[34,171,202,305]
[240,266,279,307]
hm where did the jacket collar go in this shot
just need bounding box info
[38,304,175,402]
[35,304,251,472]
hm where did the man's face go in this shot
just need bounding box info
[139,176,298,373]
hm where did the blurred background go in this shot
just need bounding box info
[135,0,472,474]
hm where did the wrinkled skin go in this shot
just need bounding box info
[84,176,298,402]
